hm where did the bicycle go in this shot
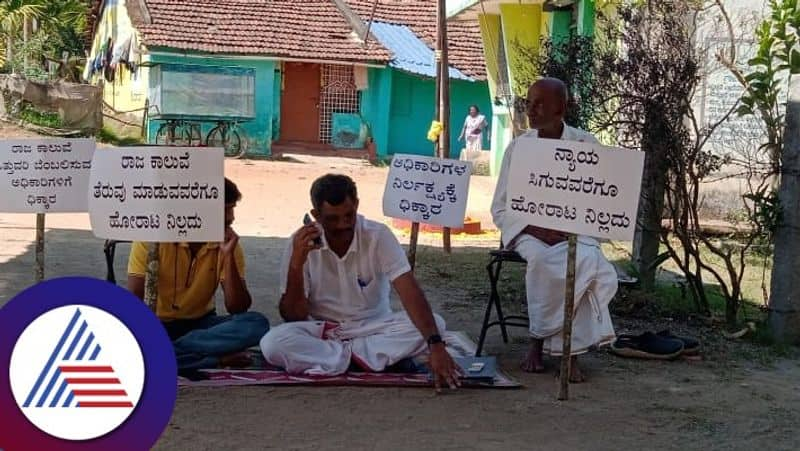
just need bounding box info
[206,119,249,158]
[155,119,202,146]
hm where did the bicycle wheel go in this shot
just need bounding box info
[208,126,243,157]
[189,123,202,146]
[226,130,244,158]
[232,128,248,158]
[173,124,192,146]
[206,125,226,150]
[155,123,171,145]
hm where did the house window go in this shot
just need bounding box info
[319,64,360,144]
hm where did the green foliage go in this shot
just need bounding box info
[737,0,799,170]
[96,127,143,146]
[38,0,89,59]
[513,34,600,130]
[0,0,89,74]
[744,190,783,243]
[18,102,62,128]
[7,30,48,78]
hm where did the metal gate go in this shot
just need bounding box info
[319,64,361,144]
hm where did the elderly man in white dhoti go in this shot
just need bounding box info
[260,174,461,391]
[491,78,618,382]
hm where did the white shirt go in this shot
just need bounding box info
[491,124,599,247]
[464,114,487,139]
[279,215,412,323]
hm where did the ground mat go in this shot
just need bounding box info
[178,332,521,388]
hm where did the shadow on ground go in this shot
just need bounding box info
[0,228,508,345]
[0,229,287,323]
[1,229,799,451]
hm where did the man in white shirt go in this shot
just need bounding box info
[491,78,618,382]
[260,174,461,391]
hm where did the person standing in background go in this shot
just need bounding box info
[458,105,488,159]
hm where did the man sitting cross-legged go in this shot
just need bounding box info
[127,178,270,375]
[491,78,619,382]
[260,174,461,391]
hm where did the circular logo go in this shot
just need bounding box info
[9,305,146,441]
[0,277,177,450]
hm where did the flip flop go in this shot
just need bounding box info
[611,332,684,360]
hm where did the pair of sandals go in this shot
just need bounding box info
[611,330,700,360]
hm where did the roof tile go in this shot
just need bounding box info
[137,0,391,63]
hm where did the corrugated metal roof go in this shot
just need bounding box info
[370,21,473,81]
[347,0,487,80]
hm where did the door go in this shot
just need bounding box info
[280,62,321,142]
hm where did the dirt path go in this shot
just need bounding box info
[1,151,799,450]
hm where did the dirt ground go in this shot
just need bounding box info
[1,136,799,450]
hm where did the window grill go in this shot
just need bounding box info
[319,65,361,144]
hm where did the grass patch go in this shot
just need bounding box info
[18,104,62,128]
[602,238,771,323]
[96,127,143,146]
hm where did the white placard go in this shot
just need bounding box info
[0,139,95,213]
[506,137,645,241]
[88,147,224,242]
[382,154,471,228]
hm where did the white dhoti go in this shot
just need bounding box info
[513,235,618,356]
[260,312,446,375]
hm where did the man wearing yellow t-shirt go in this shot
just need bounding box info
[127,178,269,374]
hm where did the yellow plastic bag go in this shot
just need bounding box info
[427,120,443,142]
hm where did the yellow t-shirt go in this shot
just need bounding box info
[127,241,246,321]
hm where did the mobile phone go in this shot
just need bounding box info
[303,213,322,246]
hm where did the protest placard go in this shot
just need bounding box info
[506,137,645,241]
[382,154,471,229]
[88,147,224,242]
[0,139,95,213]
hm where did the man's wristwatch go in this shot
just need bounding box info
[426,334,444,347]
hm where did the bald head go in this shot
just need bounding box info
[526,78,568,133]
[529,78,568,107]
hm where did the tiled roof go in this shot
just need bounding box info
[134,0,391,63]
[346,0,487,80]
[370,22,471,81]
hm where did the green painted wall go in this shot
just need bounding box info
[359,67,393,158]
[551,10,573,44]
[272,66,282,142]
[146,52,276,156]
[386,71,434,157]
[449,78,492,159]
[381,70,491,159]
[578,0,596,37]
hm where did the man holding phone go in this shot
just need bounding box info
[260,174,461,392]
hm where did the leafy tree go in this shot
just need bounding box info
[0,0,89,74]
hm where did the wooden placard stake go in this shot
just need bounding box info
[35,213,45,282]
[144,243,160,312]
[408,222,421,270]
[558,234,578,401]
